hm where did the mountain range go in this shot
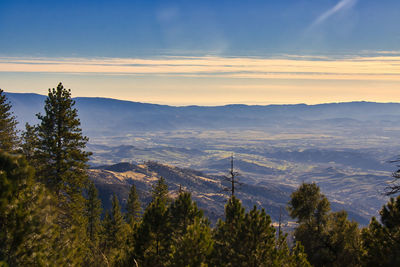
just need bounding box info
[6,91,400,225]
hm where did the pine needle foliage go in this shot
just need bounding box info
[0,89,19,152]
[35,82,92,265]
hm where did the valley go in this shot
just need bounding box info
[7,92,400,225]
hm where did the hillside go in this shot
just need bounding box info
[90,161,369,224]
[7,92,398,225]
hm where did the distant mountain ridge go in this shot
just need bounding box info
[90,161,368,224]
[6,92,400,137]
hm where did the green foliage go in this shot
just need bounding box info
[101,194,129,265]
[151,176,169,203]
[36,82,91,192]
[239,206,276,266]
[129,176,172,266]
[0,89,19,152]
[126,183,141,226]
[212,196,245,266]
[132,196,169,266]
[128,177,171,266]
[168,192,203,235]
[169,217,214,267]
[288,182,330,225]
[288,242,312,267]
[212,196,286,266]
[87,181,102,244]
[0,152,59,266]
[362,196,400,266]
[288,182,362,267]
[85,181,104,265]
[20,123,39,167]
[35,82,92,265]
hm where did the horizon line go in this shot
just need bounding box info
[5,91,400,108]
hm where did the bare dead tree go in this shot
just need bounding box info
[222,154,242,197]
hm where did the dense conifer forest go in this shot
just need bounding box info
[1,83,400,266]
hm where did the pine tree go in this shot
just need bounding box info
[168,192,203,235]
[126,183,141,226]
[36,82,91,191]
[0,89,19,152]
[239,206,276,266]
[169,217,214,267]
[161,192,205,265]
[101,194,129,265]
[0,152,60,266]
[288,182,330,225]
[87,182,102,244]
[288,183,362,267]
[211,196,246,266]
[362,196,400,266]
[151,176,169,202]
[132,197,169,267]
[35,82,92,265]
[21,123,39,167]
[85,181,103,265]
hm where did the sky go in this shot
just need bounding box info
[0,0,400,105]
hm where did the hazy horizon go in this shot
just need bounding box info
[6,89,400,107]
[1,0,400,105]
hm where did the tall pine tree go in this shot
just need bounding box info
[130,178,170,267]
[126,183,141,226]
[101,194,129,266]
[85,181,103,266]
[0,89,19,152]
[212,196,246,266]
[35,82,92,265]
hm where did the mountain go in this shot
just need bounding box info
[6,92,398,225]
[6,92,400,137]
[90,161,369,224]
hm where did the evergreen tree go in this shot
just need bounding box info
[164,192,206,265]
[86,181,103,266]
[126,183,141,226]
[132,197,169,267]
[288,182,330,225]
[87,181,102,244]
[168,192,203,235]
[288,183,362,267]
[20,123,39,167]
[286,242,312,267]
[212,196,299,266]
[212,196,246,266]
[169,217,214,267]
[0,89,19,152]
[239,206,276,266]
[0,152,59,266]
[101,194,129,265]
[35,82,92,265]
[362,196,400,266]
[151,176,169,202]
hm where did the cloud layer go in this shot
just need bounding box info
[0,54,399,81]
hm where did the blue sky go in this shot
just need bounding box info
[1,0,400,105]
[1,0,399,57]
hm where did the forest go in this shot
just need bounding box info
[1,83,400,267]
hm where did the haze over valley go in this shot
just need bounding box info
[7,92,399,225]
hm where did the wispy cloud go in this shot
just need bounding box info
[312,0,358,27]
[0,54,399,81]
